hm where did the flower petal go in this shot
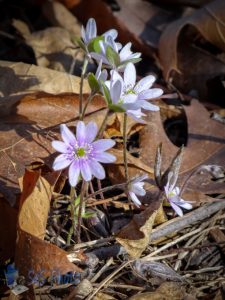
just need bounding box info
[177,199,192,210]
[138,88,163,100]
[126,109,146,123]
[111,80,122,104]
[131,182,146,196]
[89,160,105,179]
[68,161,80,187]
[129,191,141,207]
[122,94,138,104]
[119,42,132,61]
[80,159,92,181]
[86,18,97,42]
[85,122,98,143]
[52,141,70,153]
[92,139,115,152]
[94,152,116,163]
[60,124,76,146]
[53,154,71,171]
[134,75,156,93]
[103,29,118,40]
[76,121,86,144]
[138,100,159,111]
[124,63,136,88]
[91,52,109,65]
[170,201,183,217]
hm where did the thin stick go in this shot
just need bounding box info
[142,225,219,261]
[86,261,131,300]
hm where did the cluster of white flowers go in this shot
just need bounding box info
[52,17,192,215]
[80,18,163,123]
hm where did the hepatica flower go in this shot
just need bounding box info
[164,173,192,217]
[128,174,148,207]
[52,122,116,187]
[81,18,97,46]
[110,62,163,112]
[91,39,141,70]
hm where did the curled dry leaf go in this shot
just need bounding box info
[15,169,82,280]
[140,99,225,195]
[159,0,225,80]
[133,260,184,282]
[116,198,161,258]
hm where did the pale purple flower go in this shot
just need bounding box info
[91,40,141,70]
[81,18,97,46]
[109,62,163,112]
[164,172,192,217]
[52,122,116,187]
[128,174,148,207]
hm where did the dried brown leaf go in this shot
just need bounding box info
[116,199,161,258]
[15,169,82,279]
[18,169,51,238]
[13,20,79,72]
[0,60,90,115]
[159,0,225,80]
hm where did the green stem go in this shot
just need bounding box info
[123,113,129,182]
[81,92,95,120]
[77,180,88,243]
[97,108,111,138]
[79,56,88,120]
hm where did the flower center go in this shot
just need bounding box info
[72,143,93,160]
[76,147,86,157]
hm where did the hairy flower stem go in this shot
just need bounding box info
[77,180,88,243]
[123,113,129,183]
[81,92,95,120]
[79,56,88,120]
[97,108,111,138]
[67,187,77,245]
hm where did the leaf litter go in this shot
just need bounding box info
[0,0,225,299]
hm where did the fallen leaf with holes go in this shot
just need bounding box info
[116,198,160,258]
[140,99,225,196]
[15,169,82,280]
[129,282,187,300]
